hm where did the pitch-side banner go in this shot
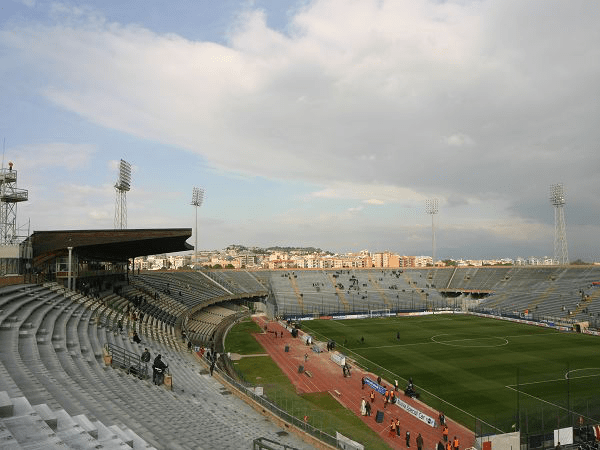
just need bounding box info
[364,377,385,395]
[330,352,346,367]
[365,378,436,427]
[394,397,437,428]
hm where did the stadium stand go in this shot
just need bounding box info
[264,267,600,326]
[0,283,315,449]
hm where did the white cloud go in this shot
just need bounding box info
[3,1,598,196]
[347,206,363,212]
[310,182,425,205]
[10,143,96,170]
[443,133,474,147]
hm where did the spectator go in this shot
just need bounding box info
[439,412,445,426]
[365,400,371,416]
[389,419,396,438]
[416,433,423,450]
[152,354,168,385]
[141,348,150,363]
[406,430,410,448]
[437,441,444,450]
[132,331,141,344]
[187,341,192,352]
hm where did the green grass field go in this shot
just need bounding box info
[300,314,600,435]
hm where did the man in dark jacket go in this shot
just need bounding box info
[152,354,168,385]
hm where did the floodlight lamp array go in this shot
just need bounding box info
[425,198,439,215]
[116,159,132,191]
[191,187,205,207]
[549,183,565,206]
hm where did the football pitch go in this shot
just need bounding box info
[300,314,600,436]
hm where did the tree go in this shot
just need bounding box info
[571,259,588,265]
[212,264,222,269]
[225,264,235,269]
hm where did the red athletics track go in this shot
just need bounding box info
[252,315,475,450]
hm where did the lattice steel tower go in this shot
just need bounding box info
[114,159,132,230]
[426,198,439,267]
[0,162,29,244]
[550,183,569,265]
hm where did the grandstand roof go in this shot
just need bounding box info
[30,228,193,265]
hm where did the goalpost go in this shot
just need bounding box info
[369,309,391,318]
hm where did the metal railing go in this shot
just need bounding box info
[253,437,299,450]
[104,342,148,379]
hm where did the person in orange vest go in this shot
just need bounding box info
[390,389,396,405]
[370,390,375,403]
[389,419,396,437]
[396,417,401,436]
[446,441,452,450]
[453,436,459,450]
[384,389,390,408]
[442,425,449,442]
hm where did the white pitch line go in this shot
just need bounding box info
[358,341,436,350]
[506,372,600,388]
[504,385,570,412]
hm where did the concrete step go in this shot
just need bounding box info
[0,391,14,418]
[32,403,57,431]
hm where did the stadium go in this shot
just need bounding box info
[2,219,600,450]
[2,2,600,449]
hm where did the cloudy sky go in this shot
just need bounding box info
[1,0,599,260]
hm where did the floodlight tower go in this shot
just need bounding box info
[550,183,569,265]
[191,187,205,269]
[114,159,132,230]
[0,161,29,244]
[425,198,439,267]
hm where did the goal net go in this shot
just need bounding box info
[369,309,391,318]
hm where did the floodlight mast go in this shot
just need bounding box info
[550,183,569,265]
[114,159,132,230]
[191,187,205,269]
[425,198,439,267]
